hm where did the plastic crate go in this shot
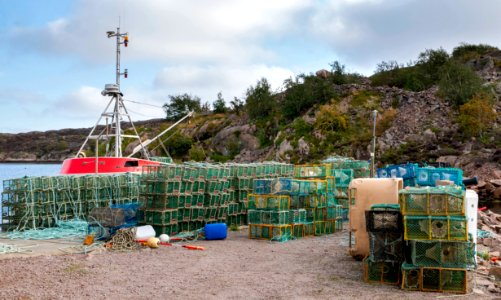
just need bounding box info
[377,163,418,179]
[416,168,463,187]
[406,240,476,269]
[403,215,468,241]
[399,186,465,216]
[363,258,401,285]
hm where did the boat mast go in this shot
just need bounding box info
[75,27,149,159]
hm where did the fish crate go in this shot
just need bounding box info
[332,169,354,187]
[248,224,292,241]
[377,163,418,180]
[292,222,314,238]
[403,215,468,241]
[294,164,331,178]
[406,240,476,269]
[368,232,404,262]
[247,194,290,210]
[144,209,178,225]
[363,258,401,285]
[416,167,463,187]
[190,207,205,222]
[365,209,402,233]
[399,186,465,216]
[152,224,178,236]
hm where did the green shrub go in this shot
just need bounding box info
[452,43,499,63]
[438,61,484,106]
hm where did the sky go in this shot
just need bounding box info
[1,0,501,133]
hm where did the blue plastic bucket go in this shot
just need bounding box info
[205,223,227,240]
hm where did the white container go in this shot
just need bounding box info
[466,189,478,260]
[134,225,156,240]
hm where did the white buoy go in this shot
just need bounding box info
[159,234,170,243]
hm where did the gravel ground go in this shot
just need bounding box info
[0,227,487,300]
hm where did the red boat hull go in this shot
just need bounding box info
[60,157,161,175]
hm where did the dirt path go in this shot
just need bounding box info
[0,227,484,299]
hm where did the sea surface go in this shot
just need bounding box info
[0,163,61,193]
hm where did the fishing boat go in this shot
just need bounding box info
[60,27,191,174]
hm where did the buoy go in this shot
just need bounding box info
[146,237,160,248]
[159,234,170,243]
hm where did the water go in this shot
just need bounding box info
[0,163,61,193]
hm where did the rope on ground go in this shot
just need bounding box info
[109,228,140,252]
[172,229,205,242]
[7,219,88,240]
[0,243,34,254]
[58,242,107,255]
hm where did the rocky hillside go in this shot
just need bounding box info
[1,44,500,196]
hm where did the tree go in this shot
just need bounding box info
[212,92,227,114]
[245,78,276,121]
[438,61,483,106]
[163,94,201,121]
[230,97,244,115]
[457,93,497,138]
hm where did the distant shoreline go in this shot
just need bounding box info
[0,161,62,164]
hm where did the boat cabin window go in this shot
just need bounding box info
[124,160,139,167]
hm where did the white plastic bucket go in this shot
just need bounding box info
[135,225,156,240]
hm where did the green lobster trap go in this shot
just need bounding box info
[190,207,205,221]
[177,208,191,222]
[399,186,465,216]
[294,164,331,178]
[248,224,292,241]
[406,240,476,269]
[144,209,178,225]
[363,257,401,285]
[332,169,354,187]
[402,266,469,294]
[292,222,314,238]
[247,194,291,210]
[403,216,468,241]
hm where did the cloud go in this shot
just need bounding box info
[49,86,104,120]
[154,64,295,102]
[306,0,501,73]
[7,0,310,65]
